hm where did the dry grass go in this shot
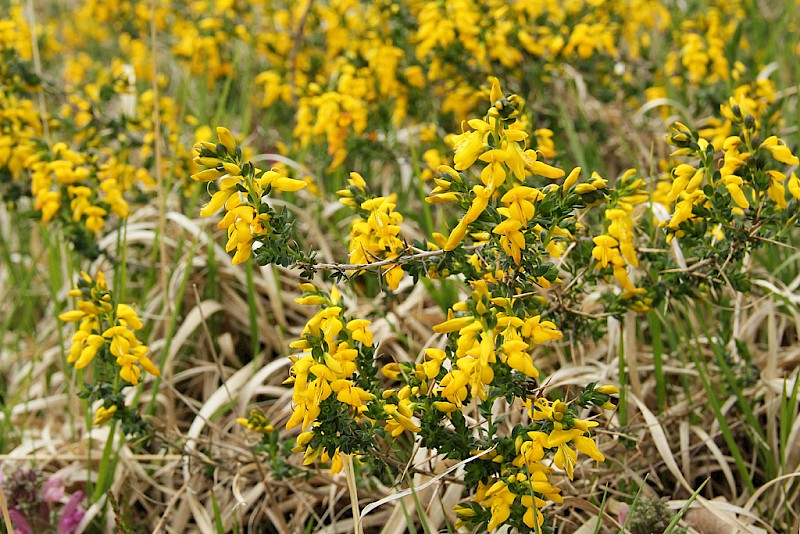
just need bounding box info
[3,161,800,533]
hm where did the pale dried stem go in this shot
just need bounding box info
[25,0,50,141]
[344,454,363,534]
[151,0,170,322]
[0,482,13,534]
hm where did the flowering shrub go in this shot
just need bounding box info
[191,74,799,530]
[2,0,799,531]
[58,271,158,436]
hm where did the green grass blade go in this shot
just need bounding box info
[664,478,708,534]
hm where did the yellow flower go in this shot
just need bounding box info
[71,333,104,369]
[761,136,799,166]
[482,480,516,531]
[521,316,562,344]
[259,169,307,193]
[766,170,787,209]
[384,398,420,437]
[200,177,240,217]
[116,304,143,330]
[433,313,475,334]
[525,148,565,179]
[502,338,538,378]
[493,216,525,265]
[191,167,225,182]
[591,235,620,268]
[422,348,447,379]
[444,185,490,250]
[345,319,373,346]
[788,173,800,201]
[237,409,274,434]
[93,405,117,426]
[452,118,492,171]
[216,126,237,154]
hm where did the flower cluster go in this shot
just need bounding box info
[192,126,309,266]
[223,77,656,529]
[59,271,159,432]
[284,285,378,473]
[0,16,164,259]
[664,101,799,241]
[0,468,85,534]
[59,271,158,387]
[591,169,649,296]
[337,171,407,290]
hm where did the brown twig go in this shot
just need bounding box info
[296,245,481,273]
[658,257,714,274]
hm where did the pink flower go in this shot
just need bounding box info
[617,502,630,525]
[58,490,85,534]
[8,509,33,534]
[43,476,65,503]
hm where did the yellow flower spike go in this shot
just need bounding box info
[216,127,236,154]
